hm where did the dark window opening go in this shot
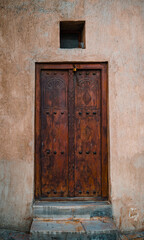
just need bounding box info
[60,21,85,49]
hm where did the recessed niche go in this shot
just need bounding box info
[60,21,85,49]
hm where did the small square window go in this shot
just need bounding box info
[60,21,85,49]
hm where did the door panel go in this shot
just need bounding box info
[40,70,68,197]
[74,70,101,197]
[75,112,101,197]
[35,63,108,200]
[75,70,101,108]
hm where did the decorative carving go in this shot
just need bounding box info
[75,71,100,107]
[76,73,97,89]
[42,73,66,108]
[83,91,91,105]
[85,126,92,140]
[45,78,65,89]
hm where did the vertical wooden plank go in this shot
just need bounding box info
[101,64,108,198]
[74,69,102,197]
[68,70,75,197]
[40,70,69,197]
[35,64,41,198]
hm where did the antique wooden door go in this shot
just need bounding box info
[35,63,108,199]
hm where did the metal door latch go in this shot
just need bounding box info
[73,65,77,72]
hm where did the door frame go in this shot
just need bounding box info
[35,62,108,200]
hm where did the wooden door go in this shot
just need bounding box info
[35,63,108,199]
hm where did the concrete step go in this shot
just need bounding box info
[30,217,119,240]
[33,201,112,220]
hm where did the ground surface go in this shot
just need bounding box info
[120,231,144,240]
[0,229,144,240]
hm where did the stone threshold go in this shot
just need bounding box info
[30,217,118,239]
[0,229,144,240]
[33,200,112,220]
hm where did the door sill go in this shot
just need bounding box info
[36,196,108,202]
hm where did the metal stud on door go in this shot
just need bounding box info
[35,63,108,200]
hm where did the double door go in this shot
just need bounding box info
[35,63,108,199]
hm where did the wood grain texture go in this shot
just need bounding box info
[68,70,75,197]
[40,70,68,197]
[101,64,108,198]
[74,70,101,197]
[35,63,108,199]
[35,64,41,198]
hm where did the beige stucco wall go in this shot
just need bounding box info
[0,0,144,232]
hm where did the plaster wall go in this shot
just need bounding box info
[0,0,144,232]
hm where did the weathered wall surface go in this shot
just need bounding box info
[0,0,144,232]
